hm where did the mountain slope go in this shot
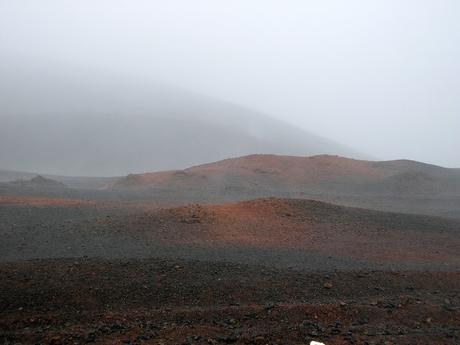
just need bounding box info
[0,64,360,176]
[114,154,460,196]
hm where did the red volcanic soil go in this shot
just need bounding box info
[190,154,388,179]
[106,198,460,269]
[113,154,452,189]
[0,195,168,211]
[114,154,392,188]
[0,195,98,207]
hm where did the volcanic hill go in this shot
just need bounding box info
[2,196,459,270]
[113,154,460,218]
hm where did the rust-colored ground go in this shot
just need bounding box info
[114,155,394,188]
[102,198,460,269]
[0,196,98,206]
[1,258,459,345]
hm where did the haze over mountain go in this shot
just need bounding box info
[2,1,459,168]
[0,64,361,176]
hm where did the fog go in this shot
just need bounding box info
[1,0,459,175]
[0,63,361,176]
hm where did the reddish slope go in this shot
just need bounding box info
[113,154,460,202]
[1,195,459,269]
[102,198,460,268]
[114,154,390,187]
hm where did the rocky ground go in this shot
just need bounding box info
[1,195,459,344]
[2,197,459,271]
[1,258,459,345]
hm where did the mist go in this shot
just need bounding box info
[1,0,459,175]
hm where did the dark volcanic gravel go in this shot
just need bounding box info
[1,258,459,345]
[1,196,460,344]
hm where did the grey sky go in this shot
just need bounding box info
[1,0,459,167]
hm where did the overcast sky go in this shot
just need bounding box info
[1,0,459,167]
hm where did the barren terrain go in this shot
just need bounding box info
[2,196,459,271]
[1,155,459,344]
[3,154,459,218]
[1,258,459,345]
